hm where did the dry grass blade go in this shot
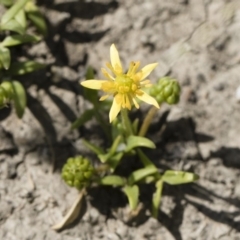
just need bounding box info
[52,189,86,231]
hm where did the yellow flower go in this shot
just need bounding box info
[81,44,159,122]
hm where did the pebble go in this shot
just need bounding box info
[0,201,14,221]
[236,86,240,102]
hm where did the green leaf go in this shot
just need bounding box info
[26,11,47,36]
[122,185,139,210]
[1,0,29,25]
[85,66,94,79]
[0,47,11,70]
[136,149,158,169]
[152,180,163,218]
[128,166,158,185]
[15,9,26,29]
[71,109,95,129]
[162,170,199,185]
[0,0,14,7]
[109,135,122,156]
[125,136,156,152]
[1,34,41,47]
[83,87,98,105]
[107,152,124,172]
[11,80,26,118]
[82,139,104,155]
[1,19,25,34]
[98,135,122,163]
[24,1,47,36]
[99,175,125,186]
[7,61,46,76]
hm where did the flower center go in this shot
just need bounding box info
[115,74,138,94]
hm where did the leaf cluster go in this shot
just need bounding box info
[0,0,47,117]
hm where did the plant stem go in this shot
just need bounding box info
[136,148,157,169]
[121,108,133,136]
[138,106,158,137]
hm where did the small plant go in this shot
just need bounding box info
[0,0,47,117]
[57,44,199,230]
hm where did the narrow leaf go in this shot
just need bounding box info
[152,180,163,218]
[0,0,14,7]
[1,19,25,34]
[162,170,199,185]
[14,9,26,29]
[122,185,139,210]
[24,1,47,36]
[7,61,46,76]
[85,66,94,79]
[11,80,26,118]
[1,0,29,25]
[26,11,47,36]
[71,109,95,129]
[0,47,11,70]
[1,34,41,47]
[83,88,98,105]
[109,135,122,155]
[82,139,104,155]
[98,135,122,163]
[107,152,124,172]
[125,135,156,152]
[128,166,158,185]
[99,175,125,186]
[136,149,158,169]
[52,190,85,231]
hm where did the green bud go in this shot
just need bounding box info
[150,77,181,105]
[61,156,96,190]
[1,81,13,99]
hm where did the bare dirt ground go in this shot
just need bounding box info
[1,0,240,239]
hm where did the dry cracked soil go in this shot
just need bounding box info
[1,0,240,239]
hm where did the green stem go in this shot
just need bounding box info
[136,148,157,169]
[138,106,159,137]
[121,108,133,136]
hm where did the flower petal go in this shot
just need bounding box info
[109,97,121,122]
[132,97,139,109]
[81,80,106,90]
[101,68,115,80]
[136,91,160,108]
[139,63,158,81]
[110,44,123,72]
[99,95,110,101]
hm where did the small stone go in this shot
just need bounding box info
[89,207,99,225]
[0,201,13,222]
[236,86,240,102]
[214,83,225,91]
